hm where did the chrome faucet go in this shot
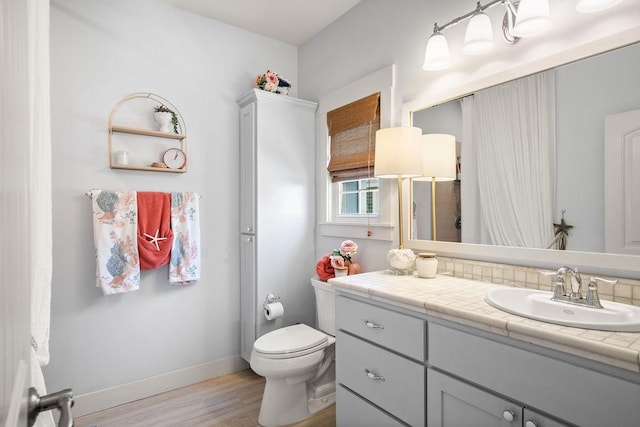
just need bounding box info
[542,267,616,309]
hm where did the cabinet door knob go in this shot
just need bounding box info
[365,369,385,381]
[364,320,384,329]
[525,421,538,427]
[502,410,515,422]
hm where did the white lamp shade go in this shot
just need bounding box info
[374,127,423,178]
[415,133,457,182]
[513,0,551,37]
[422,32,451,71]
[576,0,624,13]
[463,12,494,55]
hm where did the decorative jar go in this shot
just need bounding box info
[416,252,438,278]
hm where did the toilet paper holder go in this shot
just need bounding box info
[263,293,281,310]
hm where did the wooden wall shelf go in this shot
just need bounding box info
[108,93,187,173]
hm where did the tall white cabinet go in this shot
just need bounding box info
[237,89,318,362]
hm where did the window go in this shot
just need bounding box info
[326,93,380,182]
[338,178,379,216]
[327,93,381,221]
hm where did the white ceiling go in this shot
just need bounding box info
[158,0,362,46]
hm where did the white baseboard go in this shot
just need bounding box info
[73,355,249,417]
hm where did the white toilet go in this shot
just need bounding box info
[250,278,336,427]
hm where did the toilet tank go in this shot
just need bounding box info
[311,277,335,336]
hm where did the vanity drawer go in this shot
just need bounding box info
[337,385,407,427]
[336,295,426,361]
[337,330,425,426]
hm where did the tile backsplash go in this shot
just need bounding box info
[436,256,640,307]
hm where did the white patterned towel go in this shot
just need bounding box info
[90,190,140,295]
[169,192,201,284]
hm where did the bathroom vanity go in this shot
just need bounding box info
[331,272,640,427]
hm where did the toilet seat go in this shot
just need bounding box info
[253,324,329,359]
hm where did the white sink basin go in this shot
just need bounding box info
[485,287,640,332]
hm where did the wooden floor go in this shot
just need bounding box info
[74,369,336,427]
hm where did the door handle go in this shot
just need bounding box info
[28,387,74,427]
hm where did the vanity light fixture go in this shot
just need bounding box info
[576,0,624,13]
[423,0,551,71]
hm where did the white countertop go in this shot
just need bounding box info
[330,271,640,373]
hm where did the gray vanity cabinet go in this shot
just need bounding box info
[427,369,568,427]
[336,295,425,426]
[336,291,640,427]
[428,323,640,427]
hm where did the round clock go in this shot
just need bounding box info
[163,148,187,169]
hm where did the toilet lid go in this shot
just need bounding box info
[253,324,328,357]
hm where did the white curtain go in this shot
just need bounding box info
[471,70,556,248]
[2,0,54,425]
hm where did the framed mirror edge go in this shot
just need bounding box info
[402,28,640,279]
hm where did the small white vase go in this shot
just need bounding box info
[154,111,173,133]
[387,248,416,274]
[334,268,348,278]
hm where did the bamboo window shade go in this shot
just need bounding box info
[326,93,380,182]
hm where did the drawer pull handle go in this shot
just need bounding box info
[365,369,385,382]
[364,320,384,329]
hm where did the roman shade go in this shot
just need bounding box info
[326,93,380,182]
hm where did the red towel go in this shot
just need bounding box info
[137,192,174,270]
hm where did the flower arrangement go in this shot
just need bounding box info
[254,69,291,95]
[316,240,361,281]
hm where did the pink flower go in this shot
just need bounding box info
[265,71,279,86]
[330,255,346,270]
[339,240,358,259]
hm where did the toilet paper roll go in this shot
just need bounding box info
[264,302,284,320]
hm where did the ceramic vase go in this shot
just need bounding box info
[334,268,348,278]
[154,111,173,133]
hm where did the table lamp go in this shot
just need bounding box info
[374,126,423,273]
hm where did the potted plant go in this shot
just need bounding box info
[153,104,178,134]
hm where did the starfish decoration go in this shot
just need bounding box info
[144,229,167,251]
[548,209,573,250]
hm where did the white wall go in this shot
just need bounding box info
[45,0,299,408]
[300,0,640,270]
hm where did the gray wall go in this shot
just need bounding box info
[46,0,298,396]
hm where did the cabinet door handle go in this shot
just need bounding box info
[524,421,538,427]
[364,320,384,329]
[502,410,515,422]
[365,369,385,381]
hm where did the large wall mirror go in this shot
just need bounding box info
[407,41,640,278]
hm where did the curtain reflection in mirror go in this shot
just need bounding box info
[467,70,556,248]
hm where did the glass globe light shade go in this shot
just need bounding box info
[422,32,451,71]
[512,0,551,37]
[463,12,494,55]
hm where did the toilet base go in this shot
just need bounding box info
[257,377,336,427]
